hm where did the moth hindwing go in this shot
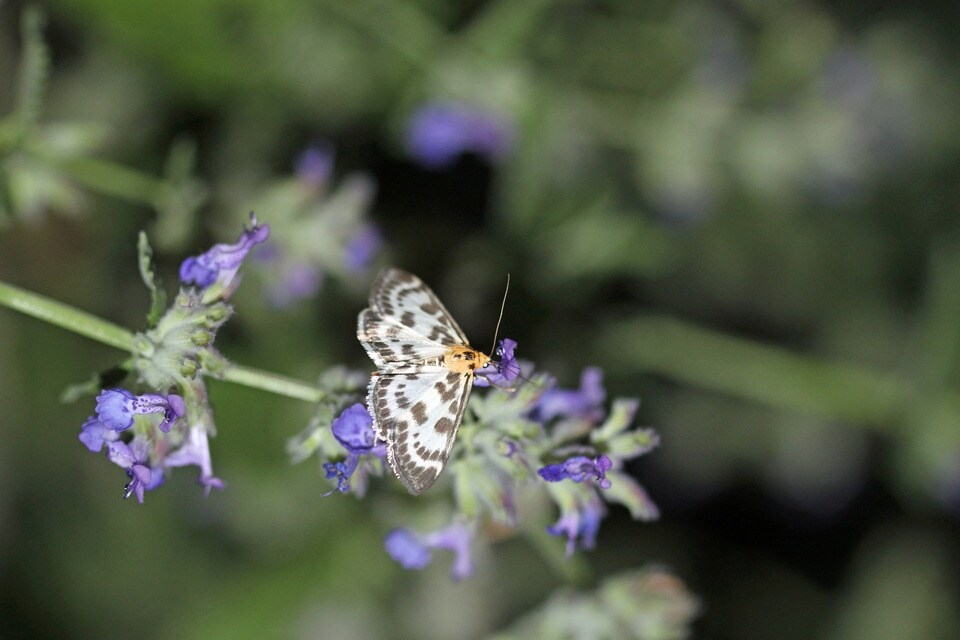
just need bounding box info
[357,268,489,494]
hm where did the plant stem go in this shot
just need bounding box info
[0,279,323,403]
[221,365,323,403]
[0,280,134,351]
[599,315,912,428]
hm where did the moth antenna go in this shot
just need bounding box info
[489,273,510,357]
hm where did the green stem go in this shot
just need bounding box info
[0,279,324,403]
[599,316,913,428]
[221,365,323,403]
[0,280,134,351]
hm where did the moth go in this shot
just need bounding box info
[357,268,494,494]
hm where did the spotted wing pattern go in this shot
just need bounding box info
[357,307,448,371]
[357,268,475,494]
[367,368,472,494]
[367,268,468,349]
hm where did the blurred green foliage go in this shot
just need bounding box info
[1,0,960,638]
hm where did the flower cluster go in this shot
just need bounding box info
[249,145,383,307]
[292,338,659,580]
[76,215,269,502]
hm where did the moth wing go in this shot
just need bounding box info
[357,308,449,370]
[368,268,469,347]
[368,368,473,495]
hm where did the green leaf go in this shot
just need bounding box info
[591,398,641,442]
[453,457,513,524]
[603,428,660,460]
[602,471,659,522]
[137,231,167,328]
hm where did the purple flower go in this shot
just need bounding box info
[264,260,324,308]
[384,522,475,580]
[344,224,383,274]
[384,528,432,569]
[532,367,606,423]
[323,459,358,495]
[295,145,335,188]
[179,213,270,293]
[78,416,120,452]
[106,438,164,504]
[476,338,521,387]
[164,424,225,495]
[407,103,515,169]
[547,493,606,557]
[95,389,186,433]
[539,454,613,490]
[323,404,386,496]
[332,403,378,452]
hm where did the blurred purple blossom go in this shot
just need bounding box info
[384,521,475,580]
[295,145,335,188]
[532,366,606,423]
[548,492,605,557]
[407,103,515,169]
[344,224,383,274]
[384,528,432,569]
[264,261,324,308]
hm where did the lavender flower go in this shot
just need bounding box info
[406,102,515,169]
[384,528,432,569]
[343,224,383,274]
[295,145,335,188]
[78,416,120,452]
[265,261,324,308]
[72,220,270,504]
[539,454,613,489]
[164,423,225,494]
[179,212,270,296]
[547,490,606,557]
[384,521,475,580]
[95,388,186,433]
[323,403,386,496]
[251,149,380,307]
[532,366,606,423]
[475,338,521,388]
[289,331,657,579]
[106,438,164,504]
[81,398,224,502]
[331,403,380,451]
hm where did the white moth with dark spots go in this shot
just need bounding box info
[357,268,490,494]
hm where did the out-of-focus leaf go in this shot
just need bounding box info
[137,231,166,328]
